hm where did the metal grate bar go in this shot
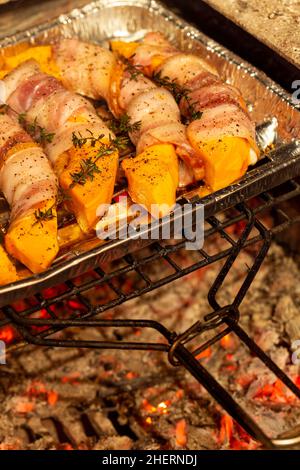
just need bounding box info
[1,181,300,449]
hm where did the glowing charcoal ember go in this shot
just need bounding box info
[61,372,81,385]
[122,144,179,217]
[0,239,300,450]
[26,380,58,407]
[175,419,188,447]
[67,299,87,312]
[253,379,298,404]
[42,284,69,299]
[195,346,212,360]
[218,414,234,445]
[14,400,35,415]
[59,444,74,451]
[141,399,171,416]
[0,442,21,450]
[47,390,58,406]
[0,325,16,343]
[157,401,170,414]
[141,399,157,415]
[218,415,258,450]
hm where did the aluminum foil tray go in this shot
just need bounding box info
[0,0,300,306]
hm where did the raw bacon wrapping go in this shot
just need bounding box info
[53,40,199,216]
[0,40,201,216]
[53,39,116,102]
[112,32,260,191]
[0,112,58,274]
[2,60,119,233]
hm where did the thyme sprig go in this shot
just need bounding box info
[33,206,55,227]
[123,57,143,81]
[111,135,130,150]
[70,158,101,188]
[153,71,185,103]
[56,188,71,205]
[0,104,9,115]
[70,132,128,188]
[152,71,203,122]
[109,114,141,135]
[0,228,4,245]
[18,114,55,144]
[190,107,203,122]
[72,130,105,148]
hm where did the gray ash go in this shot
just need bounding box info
[0,241,300,450]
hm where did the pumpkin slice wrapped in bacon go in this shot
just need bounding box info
[2,60,119,233]
[114,63,199,214]
[112,32,260,191]
[0,112,58,274]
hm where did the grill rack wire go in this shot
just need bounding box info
[1,179,300,449]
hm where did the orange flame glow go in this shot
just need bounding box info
[220,333,236,350]
[254,378,297,404]
[142,399,171,416]
[218,414,234,445]
[218,414,259,450]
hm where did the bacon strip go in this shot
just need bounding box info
[53,39,116,102]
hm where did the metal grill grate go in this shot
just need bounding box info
[1,178,300,449]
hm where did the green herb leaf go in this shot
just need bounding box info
[18,113,27,125]
[70,158,101,188]
[153,72,185,103]
[18,113,55,144]
[122,57,143,81]
[69,131,129,188]
[191,110,203,121]
[0,104,9,115]
[56,188,72,205]
[152,72,203,122]
[109,134,130,150]
[110,114,141,135]
[72,130,105,148]
[33,207,55,227]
